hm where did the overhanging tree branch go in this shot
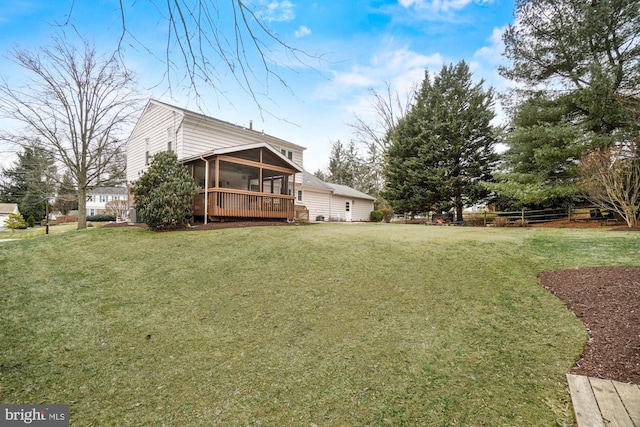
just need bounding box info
[60,1,323,117]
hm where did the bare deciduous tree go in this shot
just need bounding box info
[105,199,129,222]
[0,36,142,229]
[579,144,640,227]
[349,81,415,202]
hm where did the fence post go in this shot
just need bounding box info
[568,206,572,222]
[484,210,487,227]
[522,208,525,223]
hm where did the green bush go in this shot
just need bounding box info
[4,213,28,232]
[26,215,35,228]
[380,208,394,223]
[86,214,116,222]
[370,210,384,222]
[132,151,199,230]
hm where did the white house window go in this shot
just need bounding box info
[89,209,96,216]
[145,137,151,165]
[100,195,107,203]
[281,149,293,160]
[167,127,174,152]
[345,201,350,212]
[297,190,303,202]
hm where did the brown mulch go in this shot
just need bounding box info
[540,267,640,385]
[536,217,640,384]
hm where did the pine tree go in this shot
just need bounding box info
[384,62,498,220]
[488,95,587,207]
[0,145,56,222]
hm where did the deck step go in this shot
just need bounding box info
[567,374,640,427]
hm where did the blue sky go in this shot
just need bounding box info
[0,0,516,173]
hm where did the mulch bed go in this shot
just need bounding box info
[540,267,640,385]
[535,220,640,384]
[104,219,640,384]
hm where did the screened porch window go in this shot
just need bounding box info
[262,169,291,195]
[219,161,260,191]
[194,163,206,188]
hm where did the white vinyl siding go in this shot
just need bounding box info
[297,187,332,221]
[326,194,373,222]
[128,100,306,186]
[298,189,374,222]
[178,114,305,168]
[127,102,183,184]
[353,198,374,221]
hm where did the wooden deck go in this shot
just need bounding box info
[193,189,295,221]
[567,374,640,426]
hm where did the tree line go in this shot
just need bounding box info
[317,0,640,227]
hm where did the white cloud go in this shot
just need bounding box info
[470,26,514,125]
[259,0,295,22]
[294,25,311,38]
[472,26,505,64]
[314,43,445,111]
[398,0,494,14]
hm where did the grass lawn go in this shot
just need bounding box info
[1,224,639,426]
[0,222,107,239]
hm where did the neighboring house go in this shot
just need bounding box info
[86,187,129,219]
[0,203,20,225]
[298,171,375,221]
[126,99,374,222]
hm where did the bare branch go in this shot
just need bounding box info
[57,1,323,116]
[0,36,143,229]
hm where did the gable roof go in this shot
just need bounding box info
[87,187,128,195]
[131,99,306,153]
[181,142,303,173]
[0,203,19,214]
[324,182,377,201]
[301,171,376,201]
[302,170,333,191]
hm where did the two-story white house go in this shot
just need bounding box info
[86,187,129,218]
[126,99,375,223]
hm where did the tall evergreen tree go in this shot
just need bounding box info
[326,140,365,189]
[488,95,587,207]
[384,62,498,220]
[498,0,640,207]
[502,0,640,137]
[0,145,56,222]
[349,81,415,204]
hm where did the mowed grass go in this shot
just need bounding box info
[1,224,639,426]
[0,222,107,239]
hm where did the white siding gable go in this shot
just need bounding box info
[127,99,305,185]
[126,101,184,184]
